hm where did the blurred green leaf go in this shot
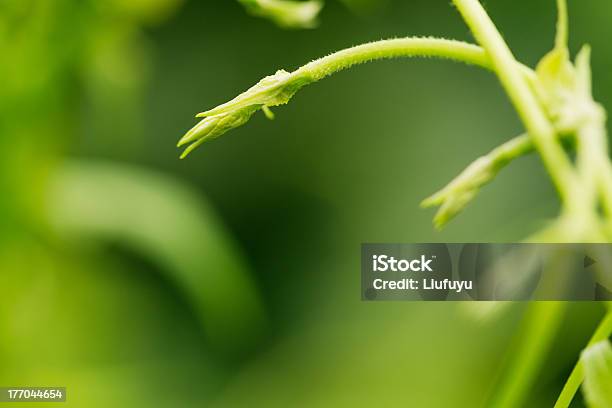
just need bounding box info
[0,239,220,407]
[45,160,267,354]
[582,340,612,408]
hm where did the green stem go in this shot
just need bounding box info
[555,0,568,51]
[295,38,492,80]
[422,131,533,204]
[584,119,612,220]
[576,120,606,213]
[488,302,566,408]
[487,133,535,164]
[587,121,612,233]
[451,0,580,213]
[294,37,536,83]
[554,311,612,408]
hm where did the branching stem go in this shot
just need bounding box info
[451,0,582,214]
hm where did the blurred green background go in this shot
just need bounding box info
[1,0,611,406]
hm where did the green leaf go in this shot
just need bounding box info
[582,340,612,408]
[534,47,575,126]
[534,44,604,136]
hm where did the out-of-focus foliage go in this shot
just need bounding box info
[103,0,184,25]
[0,0,183,235]
[582,341,612,408]
[46,160,266,352]
[0,1,265,406]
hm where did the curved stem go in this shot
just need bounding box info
[180,37,536,157]
[451,0,581,212]
[295,38,493,80]
[295,37,536,83]
[555,311,612,408]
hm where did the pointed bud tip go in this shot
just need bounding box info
[420,198,433,208]
[177,133,194,147]
[433,217,447,231]
[420,194,443,208]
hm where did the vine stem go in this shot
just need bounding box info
[451,0,582,214]
[554,311,612,408]
[294,38,493,80]
[294,38,536,84]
